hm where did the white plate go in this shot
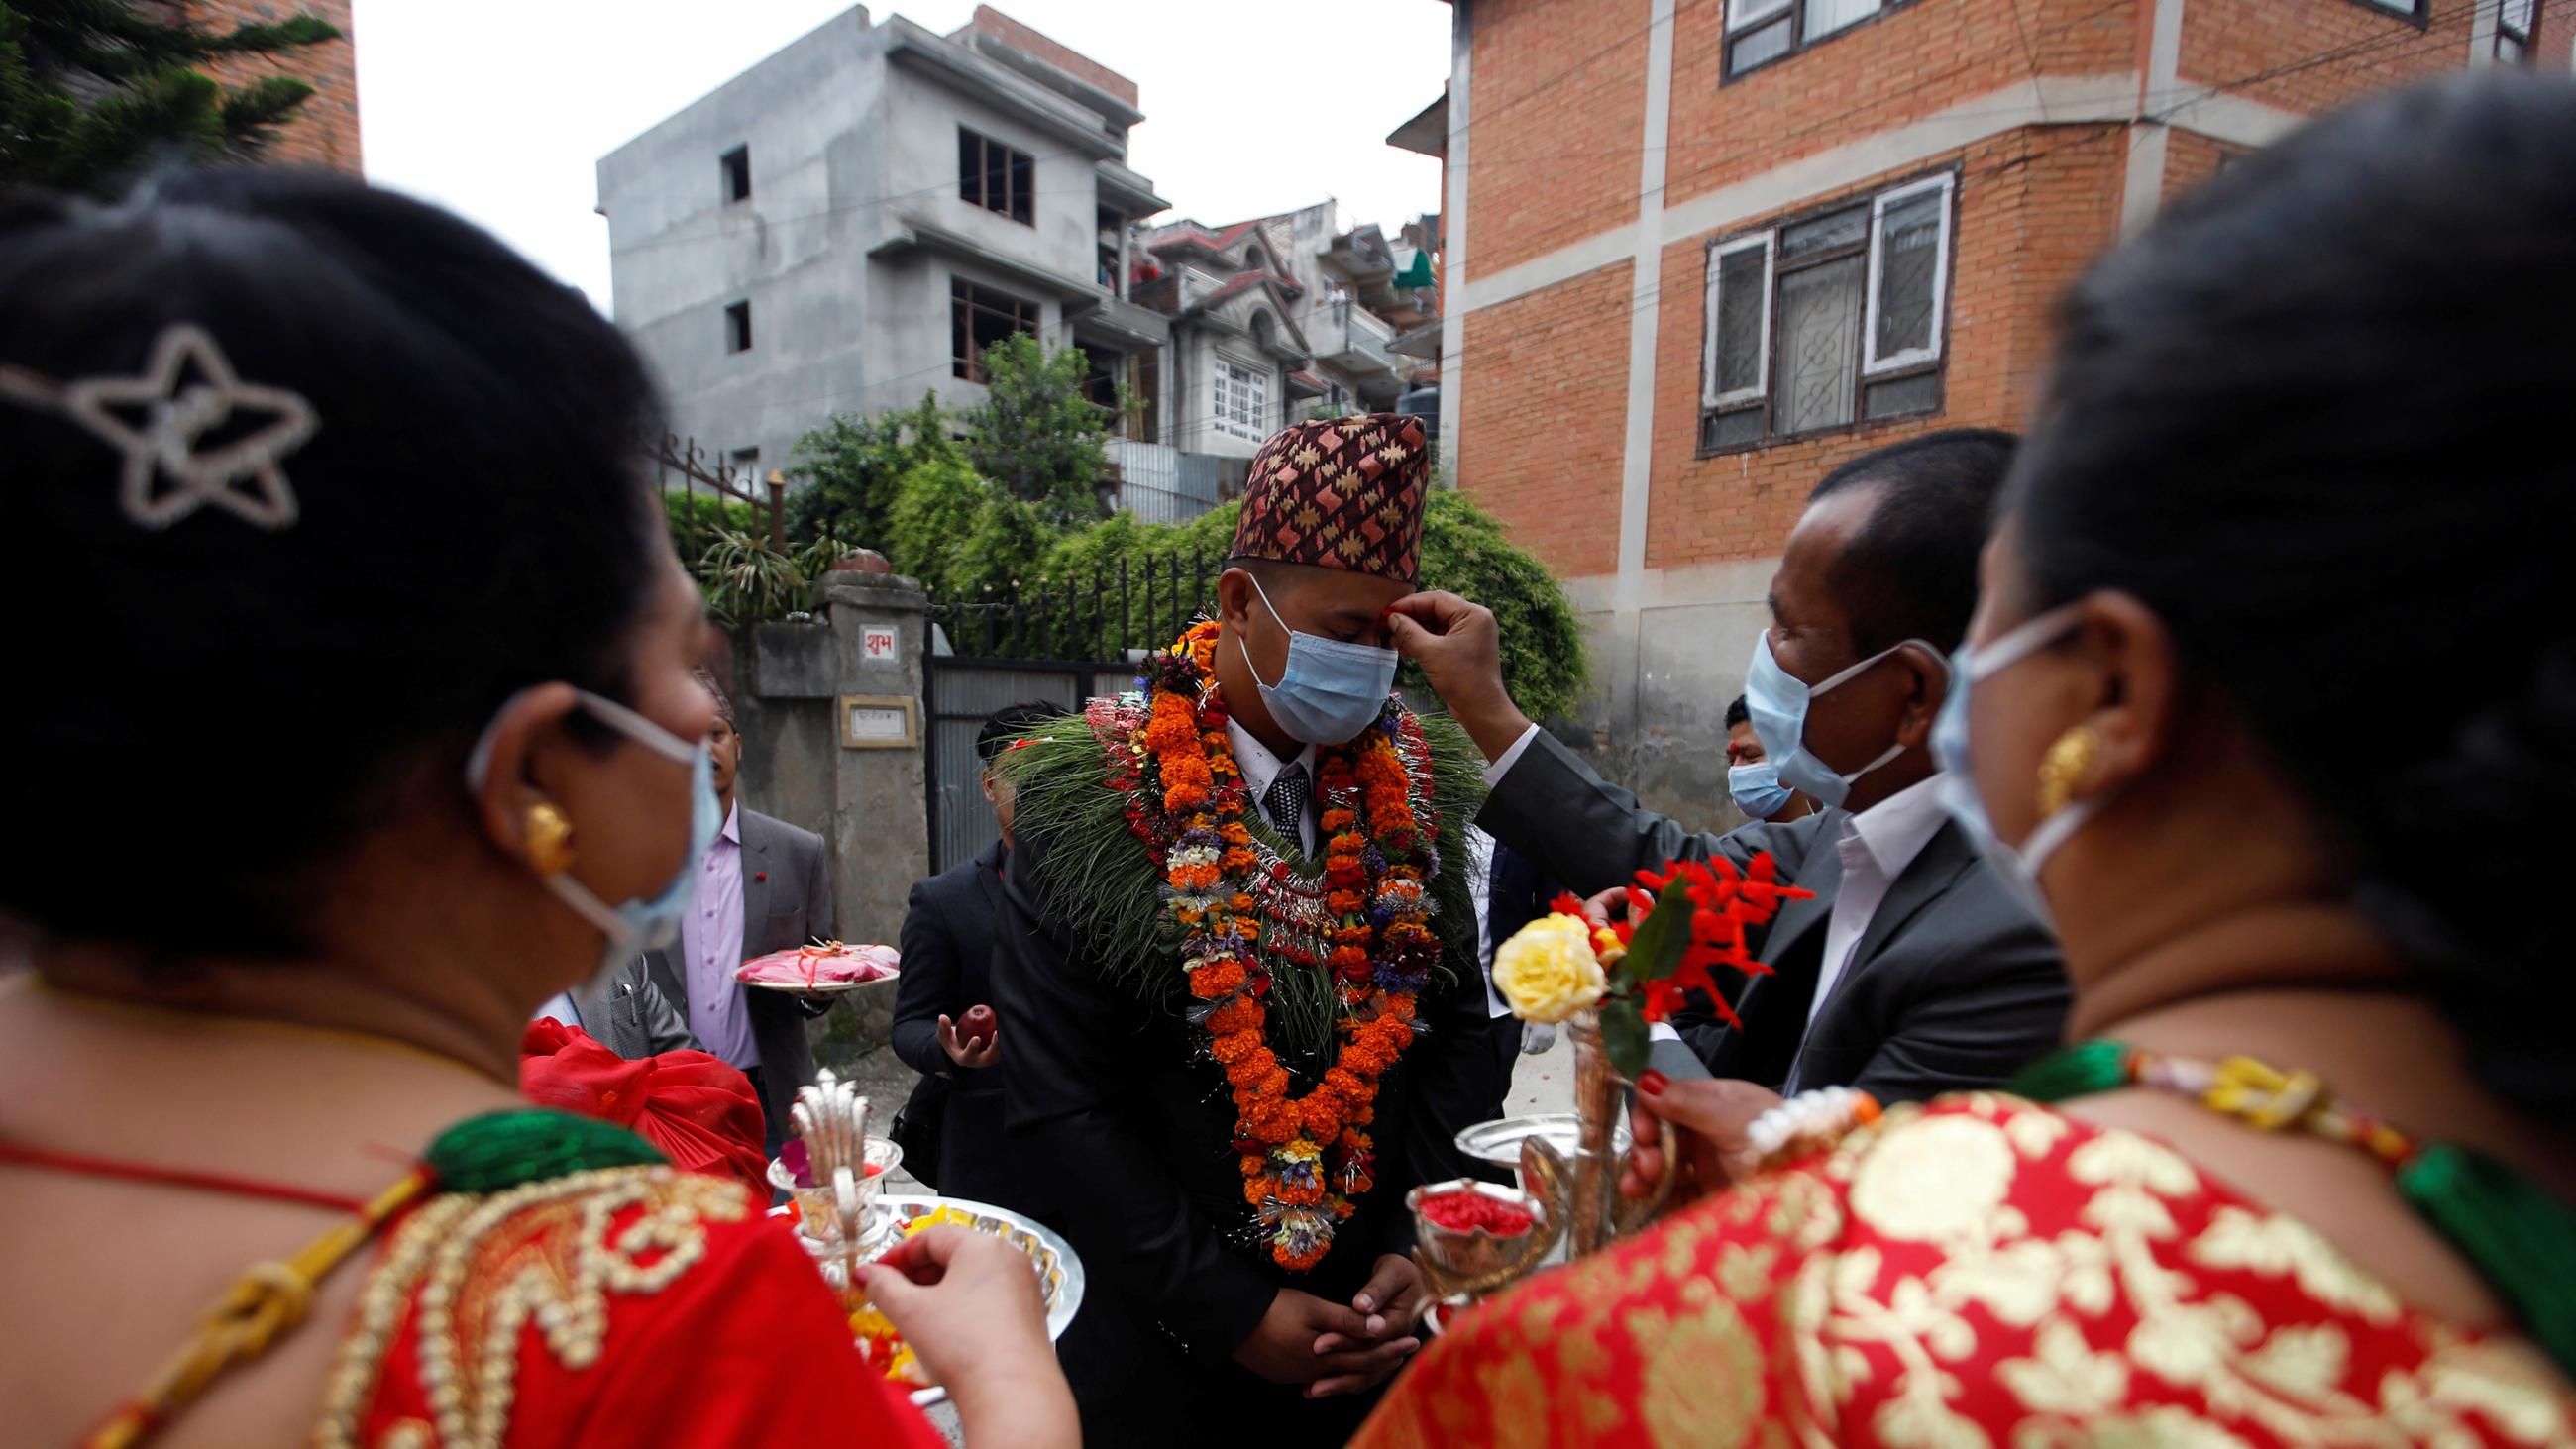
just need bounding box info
[735,971,897,996]
[801,1193,1085,1408]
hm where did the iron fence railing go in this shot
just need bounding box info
[928,548,1225,664]
[657,435,786,551]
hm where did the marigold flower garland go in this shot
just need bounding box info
[1127,620,1443,1271]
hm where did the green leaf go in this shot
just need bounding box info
[1619,882,1695,983]
[1600,997,1651,1082]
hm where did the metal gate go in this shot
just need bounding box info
[921,655,1130,876]
[921,551,1226,876]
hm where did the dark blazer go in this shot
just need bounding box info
[890,840,1014,1203]
[993,818,1498,1447]
[641,807,832,1134]
[567,957,699,1060]
[1480,732,2069,1104]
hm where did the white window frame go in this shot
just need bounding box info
[1729,0,1793,30]
[1214,356,1268,441]
[1702,233,1775,408]
[1861,172,1955,376]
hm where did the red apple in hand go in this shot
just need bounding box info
[958,1004,997,1049]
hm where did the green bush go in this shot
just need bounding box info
[782,394,954,554]
[663,488,759,565]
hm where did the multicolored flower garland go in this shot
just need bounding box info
[1123,620,1444,1271]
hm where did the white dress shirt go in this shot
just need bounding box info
[1487,723,1954,1056]
[1467,825,1512,1018]
[1225,720,1320,857]
[1810,773,1951,1028]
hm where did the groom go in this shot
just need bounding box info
[994,414,1500,1447]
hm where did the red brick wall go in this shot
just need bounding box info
[186,0,361,173]
[1466,0,1648,273]
[957,4,1141,109]
[2180,0,2473,114]
[2161,128,2244,202]
[1639,125,2125,570]
[1661,0,2137,209]
[1455,260,1635,577]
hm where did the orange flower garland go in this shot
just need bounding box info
[1129,620,1446,1271]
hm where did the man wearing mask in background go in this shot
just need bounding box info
[640,669,834,1157]
[1725,694,1817,825]
[1389,429,2068,1151]
[889,700,1064,1203]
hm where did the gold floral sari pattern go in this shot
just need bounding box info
[1352,1097,2572,1449]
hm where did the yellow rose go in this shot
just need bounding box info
[1493,912,1608,1024]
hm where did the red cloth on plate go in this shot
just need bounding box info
[519,1020,769,1198]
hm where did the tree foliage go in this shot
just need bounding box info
[954,333,1120,531]
[781,393,953,555]
[0,0,343,195]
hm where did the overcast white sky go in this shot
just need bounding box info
[354,0,1452,312]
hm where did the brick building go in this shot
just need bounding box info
[1402,0,2568,828]
[187,0,362,173]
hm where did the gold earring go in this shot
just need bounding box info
[2035,726,2101,820]
[524,802,576,877]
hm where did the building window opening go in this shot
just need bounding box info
[951,279,1039,381]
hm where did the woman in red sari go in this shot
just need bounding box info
[0,170,1074,1447]
[1360,76,2576,1447]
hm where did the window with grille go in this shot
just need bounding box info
[951,279,1038,381]
[957,128,1034,225]
[2496,0,2537,59]
[1214,358,1269,441]
[1700,173,1955,455]
[1725,0,1892,76]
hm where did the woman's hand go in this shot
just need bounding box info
[860,1227,1075,1447]
[1618,1077,1783,1204]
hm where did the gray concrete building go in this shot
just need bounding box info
[596,4,1173,489]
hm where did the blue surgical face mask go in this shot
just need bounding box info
[1744,631,1942,810]
[466,688,722,981]
[1239,574,1400,746]
[1933,603,2090,922]
[1728,760,1794,821]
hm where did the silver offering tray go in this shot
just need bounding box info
[794,1194,1085,1408]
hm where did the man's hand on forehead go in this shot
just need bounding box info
[1383,591,1532,763]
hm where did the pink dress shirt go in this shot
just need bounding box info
[681,802,760,1070]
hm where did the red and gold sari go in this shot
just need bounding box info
[317,1164,944,1448]
[1357,1096,2573,1448]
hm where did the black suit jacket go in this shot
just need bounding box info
[890,840,1014,1202]
[641,807,832,1133]
[1480,733,2069,1103]
[992,815,1497,1444]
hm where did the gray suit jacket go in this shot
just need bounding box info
[641,807,834,1130]
[1481,732,2069,1104]
[567,957,698,1059]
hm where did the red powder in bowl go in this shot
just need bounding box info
[1420,1190,1535,1236]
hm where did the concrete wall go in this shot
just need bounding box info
[598,8,887,474]
[883,58,1101,293]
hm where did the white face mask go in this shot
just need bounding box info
[1743,631,1944,810]
[1930,603,2092,923]
[465,688,721,983]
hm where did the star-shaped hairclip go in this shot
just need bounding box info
[52,323,320,532]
